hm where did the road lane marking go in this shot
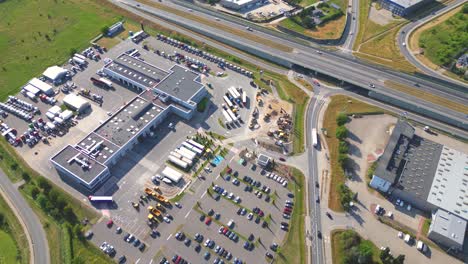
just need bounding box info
[167,234,173,240]
[201,190,207,198]
[185,209,193,219]
[135,258,141,264]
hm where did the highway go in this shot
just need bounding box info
[117,0,468,130]
[0,170,49,264]
[399,0,467,86]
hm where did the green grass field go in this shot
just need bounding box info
[0,229,20,264]
[0,0,119,100]
[419,5,468,66]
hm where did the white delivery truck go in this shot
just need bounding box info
[187,139,205,151]
[168,155,188,169]
[222,110,233,126]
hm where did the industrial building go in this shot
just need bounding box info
[220,0,264,11]
[43,65,68,83]
[63,94,91,113]
[369,121,467,251]
[377,0,430,16]
[257,154,271,167]
[51,53,206,191]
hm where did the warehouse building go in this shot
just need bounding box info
[51,54,206,191]
[43,65,68,83]
[369,121,467,251]
[220,0,264,11]
[377,0,430,16]
[63,94,91,113]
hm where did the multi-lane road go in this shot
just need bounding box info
[0,170,49,264]
[116,0,467,131]
[399,0,467,86]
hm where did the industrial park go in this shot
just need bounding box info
[0,1,467,264]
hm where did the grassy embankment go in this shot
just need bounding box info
[353,0,416,72]
[0,0,120,101]
[384,80,468,114]
[278,0,347,40]
[0,194,29,264]
[323,96,384,211]
[0,136,110,264]
[275,167,306,264]
[331,229,382,264]
[416,4,468,82]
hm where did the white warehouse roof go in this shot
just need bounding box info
[43,66,67,81]
[29,78,53,95]
[63,94,90,112]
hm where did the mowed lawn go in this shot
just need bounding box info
[0,0,119,100]
[0,229,20,263]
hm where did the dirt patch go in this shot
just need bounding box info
[248,90,293,151]
[368,4,397,26]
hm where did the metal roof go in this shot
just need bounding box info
[427,147,468,220]
[396,135,443,200]
[430,209,466,247]
[154,65,204,102]
[374,121,415,183]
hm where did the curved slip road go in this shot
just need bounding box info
[0,170,49,264]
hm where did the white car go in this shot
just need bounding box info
[402,42,406,46]
[175,202,182,208]
[163,216,171,223]
[204,239,211,247]
[273,175,278,181]
[228,193,234,199]
[398,232,403,238]
[234,196,241,203]
[282,181,288,187]
[100,242,108,251]
[247,213,253,220]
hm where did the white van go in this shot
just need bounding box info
[417,240,427,252]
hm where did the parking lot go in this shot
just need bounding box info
[154,153,294,264]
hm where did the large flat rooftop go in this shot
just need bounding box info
[76,132,121,164]
[155,65,204,102]
[427,147,468,220]
[397,135,443,201]
[51,145,107,184]
[94,96,166,146]
[106,53,169,89]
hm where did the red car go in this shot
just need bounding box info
[223,227,228,234]
[205,217,212,225]
[283,209,291,214]
[284,207,292,212]
[106,220,113,227]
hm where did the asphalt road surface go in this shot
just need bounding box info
[399,0,467,86]
[114,0,468,130]
[0,170,49,264]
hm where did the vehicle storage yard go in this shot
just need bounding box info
[0,29,292,263]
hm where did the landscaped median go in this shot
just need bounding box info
[322,95,384,211]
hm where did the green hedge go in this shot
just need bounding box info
[61,224,73,264]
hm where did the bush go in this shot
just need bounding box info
[335,125,348,140]
[21,172,31,182]
[36,177,51,193]
[338,184,353,211]
[37,194,48,209]
[338,141,349,154]
[336,113,348,126]
[30,187,40,199]
[100,25,109,35]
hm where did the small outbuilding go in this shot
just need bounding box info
[63,94,90,113]
[257,154,272,167]
[28,78,54,96]
[43,66,67,83]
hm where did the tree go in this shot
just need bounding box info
[37,177,51,193]
[63,206,77,223]
[338,184,353,211]
[302,16,316,29]
[37,194,48,209]
[393,255,405,264]
[380,247,392,263]
[100,25,109,35]
[73,224,84,241]
[357,243,373,263]
[338,141,349,154]
[463,3,468,13]
[336,113,348,126]
[335,125,348,140]
[21,172,31,182]
[30,187,40,199]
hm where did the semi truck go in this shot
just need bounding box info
[178,147,197,160]
[168,155,189,169]
[312,128,318,147]
[187,139,205,151]
[88,196,113,202]
[90,77,113,89]
[222,110,233,126]
[242,91,247,106]
[181,141,203,155]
